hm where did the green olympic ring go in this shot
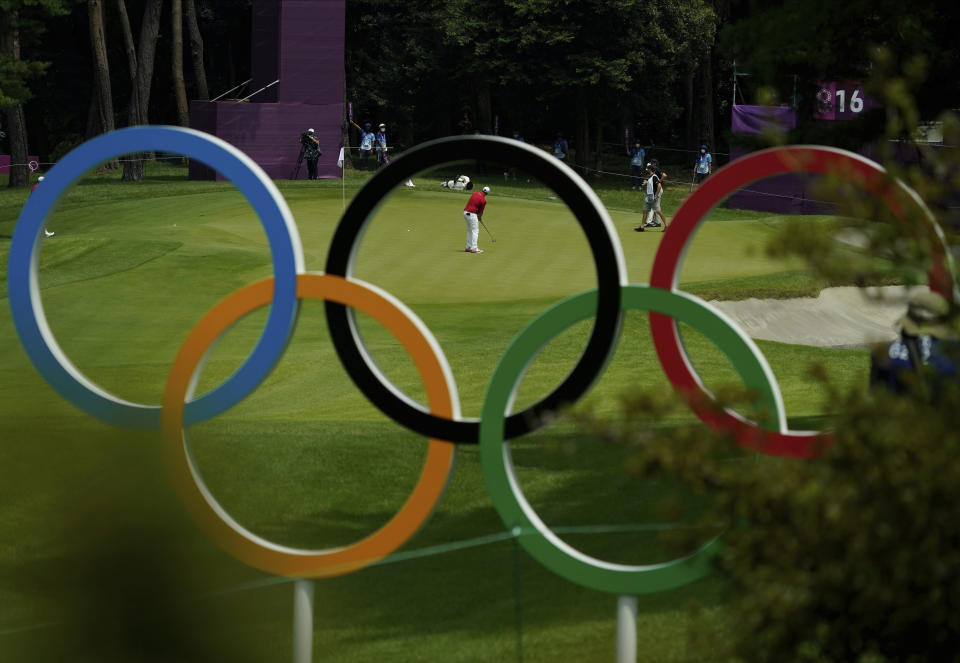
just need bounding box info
[479,284,784,594]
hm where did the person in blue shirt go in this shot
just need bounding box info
[694,144,712,185]
[375,123,388,168]
[350,120,376,170]
[628,140,645,189]
[552,132,568,161]
[870,290,958,399]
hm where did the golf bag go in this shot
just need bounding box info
[442,175,473,191]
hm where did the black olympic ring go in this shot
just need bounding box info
[325,136,628,443]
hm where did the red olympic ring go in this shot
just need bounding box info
[649,146,956,458]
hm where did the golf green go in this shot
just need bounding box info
[0,166,869,661]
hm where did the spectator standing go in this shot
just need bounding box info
[870,290,958,398]
[646,158,669,228]
[369,122,413,185]
[462,186,490,253]
[375,123,388,168]
[552,132,568,161]
[457,106,474,134]
[628,140,645,189]
[350,120,376,170]
[694,144,712,185]
[302,128,321,180]
[635,165,661,232]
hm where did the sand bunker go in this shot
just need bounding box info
[709,285,926,349]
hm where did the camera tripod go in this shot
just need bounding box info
[290,144,306,180]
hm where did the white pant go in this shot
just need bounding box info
[463,211,479,251]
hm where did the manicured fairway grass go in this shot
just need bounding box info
[0,163,874,661]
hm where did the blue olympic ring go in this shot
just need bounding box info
[7,126,304,430]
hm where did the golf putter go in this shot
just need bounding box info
[479,218,496,242]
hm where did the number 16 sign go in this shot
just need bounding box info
[814,81,877,121]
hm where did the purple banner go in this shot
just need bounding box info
[731,105,797,135]
[727,105,824,214]
[725,146,836,216]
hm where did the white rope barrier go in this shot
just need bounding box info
[1,155,192,171]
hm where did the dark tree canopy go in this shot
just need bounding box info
[2,0,958,176]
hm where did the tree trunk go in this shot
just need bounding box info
[436,82,452,136]
[84,73,119,169]
[699,54,715,153]
[183,0,208,99]
[116,0,137,79]
[135,0,163,117]
[684,68,695,149]
[593,96,603,175]
[87,0,118,169]
[621,107,633,153]
[120,0,163,182]
[171,0,189,126]
[5,105,29,187]
[475,80,492,134]
[1,8,29,188]
[574,99,590,174]
[86,80,100,140]
[117,0,139,179]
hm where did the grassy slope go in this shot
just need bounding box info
[0,164,868,661]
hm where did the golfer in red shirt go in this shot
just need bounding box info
[463,186,489,253]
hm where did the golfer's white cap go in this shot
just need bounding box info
[38,176,44,182]
[308,128,315,133]
[482,186,490,194]
[379,123,386,128]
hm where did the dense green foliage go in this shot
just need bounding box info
[721,1,959,122]
[346,0,715,151]
[3,1,959,182]
[0,0,72,107]
[578,62,960,662]
[577,375,960,662]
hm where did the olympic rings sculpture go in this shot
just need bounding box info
[9,127,303,430]
[8,127,955,593]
